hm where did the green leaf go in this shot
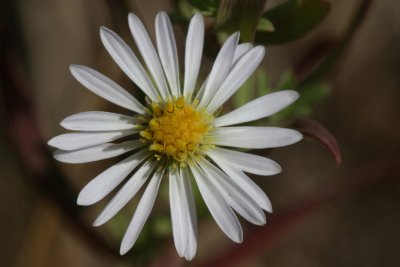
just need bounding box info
[187,0,219,12]
[168,10,189,24]
[232,74,254,108]
[215,0,267,42]
[256,18,275,32]
[298,82,331,105]
[255,69,271,96]
[269,71,331,124]
[153,215,172,237]
[255,0,331,44]
[269,82,331,124]
[232,69,271,109]
[277,69,298,90]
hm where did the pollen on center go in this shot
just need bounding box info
[140,96,212,163]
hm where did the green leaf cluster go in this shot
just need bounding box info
[256,0,331,44]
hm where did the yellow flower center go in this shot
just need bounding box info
[140,96,212,163]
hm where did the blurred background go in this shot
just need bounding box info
[1,0,400,266]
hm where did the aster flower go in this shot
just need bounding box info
[48,12,302,260]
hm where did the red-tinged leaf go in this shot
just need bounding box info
[293,118,341,166]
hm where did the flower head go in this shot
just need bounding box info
[48,11,302,260]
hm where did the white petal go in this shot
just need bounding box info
[198,158,266,225]
[207,46,265,113]
[208,127,302,149]
[169,169,186,257]
[233,43,253,62]
[48,130,136,151]
[193,41,247,102]
[215,90,300,127]
[169,168,198,259]
[207,150,273,212]
[208,146,281,176]
[120,169,163,255]
[180,168,197,260]
[128,13,169,99]
[93,160,157,227]
[198,32,239,108]
[70,65,146,114]
[183,13,204,98]
[61,111,138,131]
[77,149,150,206]
[53,140,141,163]
[100,27,159,101]
[190,162,243,243]
[156,12,180,96]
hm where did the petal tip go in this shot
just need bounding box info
[184,242,197,260]
[47,137,55,147]
[128,12,139,23]
[193,12,203,20]
[230,230,243,244]
[191,13,204,26]
[281,90,300,103]
[59,119,68,129]
[157,10,168,17]
[69,63,82,70]
[52,150,63,161]
[76,198,86,206]
[184,254,195,261]
[119,244,131,255]
[99,26,113,39]
[92,216,105,227]
[233,31,240,41]
[274,162,283,173]
[253,45,266,57]
[296,131,304,141]
[286,129,304,144]
[76,193,94,206]
[291,90,300,100]
[69,64,85,77]
[69,64,78,73]
[99,25,107,33]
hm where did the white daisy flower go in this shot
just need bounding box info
[49,12,302,260]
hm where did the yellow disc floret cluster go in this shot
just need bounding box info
[140,96,212,164]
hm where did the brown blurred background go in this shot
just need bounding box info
[1,0,400,266]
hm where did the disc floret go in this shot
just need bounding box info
[140,96,213,163]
